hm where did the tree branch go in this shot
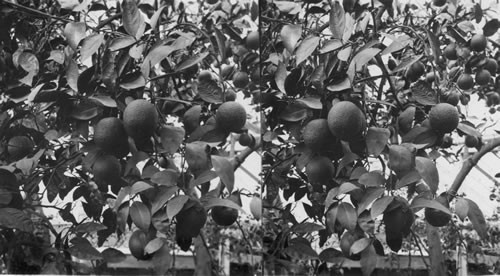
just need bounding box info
[230,134,261,170]
[447,137,500,196]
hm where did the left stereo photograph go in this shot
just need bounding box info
[0,0,262,275]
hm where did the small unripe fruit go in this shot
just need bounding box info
[405,61,425,82]
[238,133,254,147]
[215,102,247,132]
[7,136,34,160]
[445,92,460,106]
[470,34,487,52]
[457,73,474,90]
[475,69,491,85]
[464,135,479,148]
[246,31,259,50]
[443,43,458,60]
[484,58,498,75]
[441,135,453,148]
[433,0,446,6]
[232,71,249,88]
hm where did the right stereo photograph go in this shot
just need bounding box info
[261,0,500,275]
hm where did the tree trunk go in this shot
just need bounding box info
[427,224,446,276]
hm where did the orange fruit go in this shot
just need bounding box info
[428,103,459,133]
[443,43,457,60]
[464,135,479,148]
[246,31,259,50]
[175,199,207,238]
[211,205,238,226]
[92,154,121,184]
[206,0,218,4]
[305,156,334,185]
[445,92,460,106]
[457,73,474,90]
[327,101,365,141]
[249,196,262,220]
[470,34,487,52]
[93,117,129,158]
[215,102,247,132]
[484,58,498,75]
[405,61,425,82]
[475,69,491,85]
[440,135,453,148]
[424,194,451,227]
[7,136,34,160]
[433,0,446,6]
[238,133,254,147]
[129,230,150,260]
[302,119,335,152]
[232,71,249,88]
[224,89,237,102]
[123,99,158,141]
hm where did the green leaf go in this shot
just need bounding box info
[120,73,145,90]
[185,142,211,176]
[122,0,145,38]
[192,170,219,187]
[284,238,319,260]
[202,198,243,211]
[337,202,357,231]
[80,33,104,62]
[457,122,481,137]
[415,157,439,194]
[319,39,343,54]
[279,102,308,122]
[64,22,86,50]
[291,222,325,234]
[151,186,179,214]
[150,169,179,187]
[150,6,167,30]
[213,27,226,62]
[455,197,469,221]
[0,208,34,232]
[295,35,320,65]
[88,95,117,108]
[366,127,390,156]
[395,170,422,189]
[130,201,151,231]
[130,181,153,196]
[410,197,451,215]
[66,59,79,91]
[327,78,351,92]
[319,248,343,262]
[108,35,136,51]
[197,79,223,104]
[391,54,423,73]
[152,243,172,275]
[176,52,209,72]
[297,96,322,109]
[360,244,377,276]
[371,196,394,218]
[101,248,126,263]
[325,204,338,232]
[144,237,165,254]
[75,222,107,233]
[275,62,287,94]
[329,1,345,40]
[338,182,361,195]
[350,237,371,255]
[280,24,302,53]
[166,195,190,220]
[358,171,385,187]
[381,35,412,56]
[211,155,234,193]
[160,126,185,154]
[466,199,488,239]
[483,19,500,37]
[69,243,102,260]
[388,144,415,173]
[357,187,385,215]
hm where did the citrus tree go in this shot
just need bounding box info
[0,0,260,274]
[261,0,500,274]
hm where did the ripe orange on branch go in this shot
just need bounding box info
[123,99,158,141]
[215,102,247,132]
[327,101,366,141]
[428,103,459,133]
[93,117,129,158]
